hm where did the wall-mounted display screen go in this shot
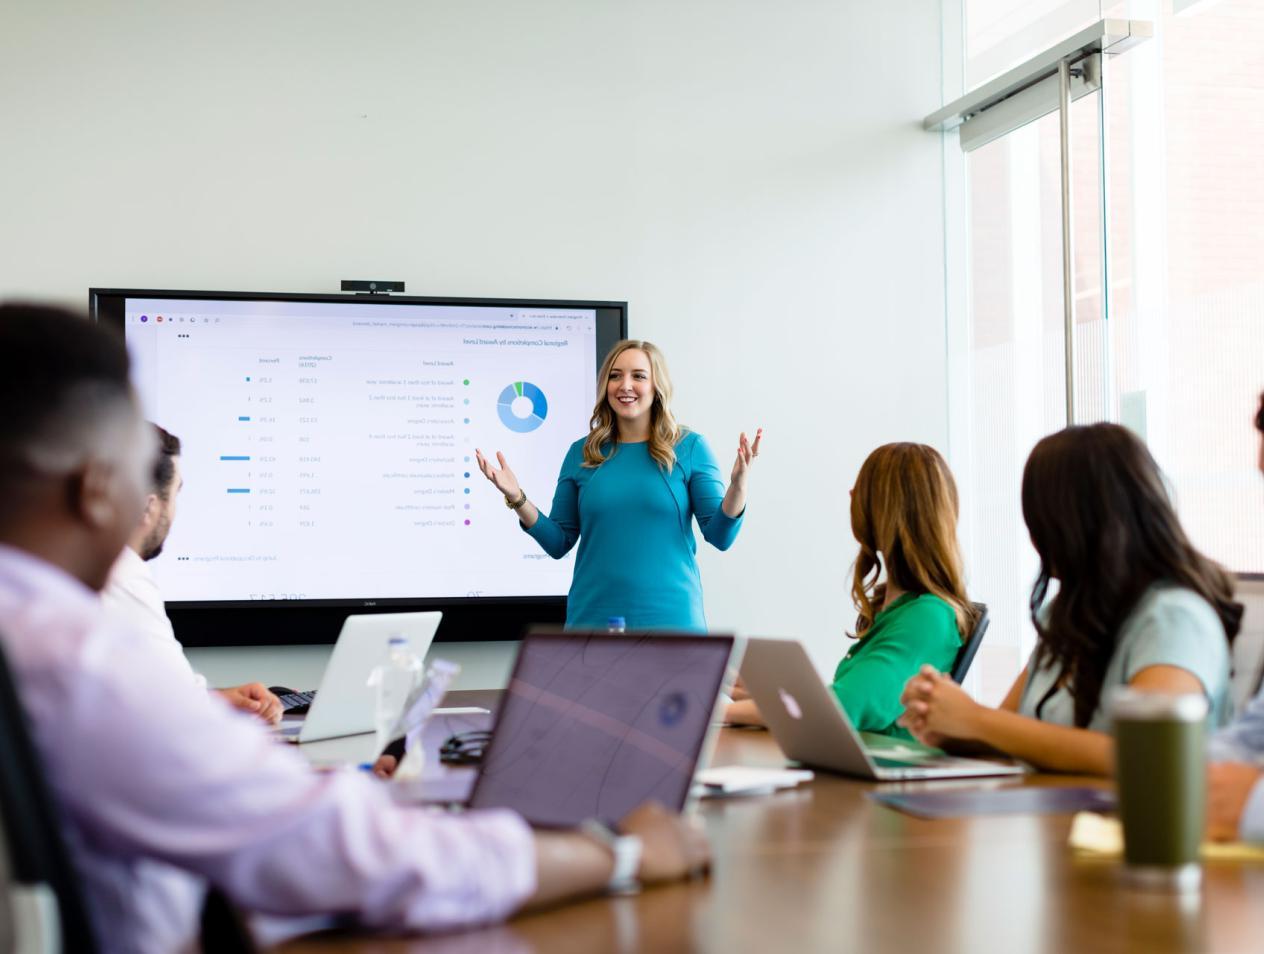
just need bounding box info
[91,289,627,646]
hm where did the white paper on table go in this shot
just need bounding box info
[694,765,814,796]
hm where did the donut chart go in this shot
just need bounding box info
[497,381,549,433]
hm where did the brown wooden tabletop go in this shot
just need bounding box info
[273,719,1264,954]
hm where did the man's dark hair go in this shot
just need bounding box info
[151,424,181,497]
[1256,391,1263,435]
[0,303,132,484]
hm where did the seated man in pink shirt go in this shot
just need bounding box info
[0,303,709,954]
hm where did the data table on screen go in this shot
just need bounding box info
[123,299,600,602]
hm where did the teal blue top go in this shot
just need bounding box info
[1018,582,1232,729]
[524,432,743,630]
[831,592,963,738]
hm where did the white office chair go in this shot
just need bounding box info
[1229,595,1264,713]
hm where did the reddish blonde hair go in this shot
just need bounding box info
[850,443,976,639]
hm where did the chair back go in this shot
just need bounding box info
[950,602,990,683]
[0,637,99,953]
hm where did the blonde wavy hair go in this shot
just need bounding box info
[582,340,682,470]
[850,443,977,640]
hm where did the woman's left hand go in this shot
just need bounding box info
[898,665,983,746]
[730,429,763,486]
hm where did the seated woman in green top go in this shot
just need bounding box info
[900,424,1242,776]
[728,442,977,736]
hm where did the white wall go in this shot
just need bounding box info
[0,0,949,686]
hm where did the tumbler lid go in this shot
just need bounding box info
[1108,687,1208,723]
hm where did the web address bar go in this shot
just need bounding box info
[349,320,566,332]
[432,321,564,331]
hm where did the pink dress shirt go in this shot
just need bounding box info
[0,545,535,954]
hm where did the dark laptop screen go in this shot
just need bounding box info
[468,633,733,828]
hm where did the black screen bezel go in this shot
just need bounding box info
[89,287,627,647]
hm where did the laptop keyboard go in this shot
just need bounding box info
[277,690,317,714]
[872,755,927,769]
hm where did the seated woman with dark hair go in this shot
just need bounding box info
[900,423,1242,776]
[729,442,977,737]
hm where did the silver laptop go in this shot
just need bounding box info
[740,638,1024,780]
[467,632,735,827]
[291,611,443,743]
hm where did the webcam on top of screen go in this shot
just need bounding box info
[340,279,405,295]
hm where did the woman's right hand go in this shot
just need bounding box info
[474,448,522,498]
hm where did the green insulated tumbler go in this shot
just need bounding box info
[1110,688,1208,891]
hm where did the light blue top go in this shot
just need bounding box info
[524,431,743,631]
[1209,637,1264,841]
[1210,690,1264,842]
[1018,582,1232,731]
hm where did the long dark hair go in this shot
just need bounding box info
[1022,424,1242,728]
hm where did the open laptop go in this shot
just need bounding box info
[740,638,1024,780]
[466,632,735,827]
[283,611,443,743]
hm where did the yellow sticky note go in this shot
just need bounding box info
[1068,811,1264,862]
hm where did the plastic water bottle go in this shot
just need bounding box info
[607,616,626,634]
[368,636,424,751]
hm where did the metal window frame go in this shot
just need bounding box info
[924,18,1152,426]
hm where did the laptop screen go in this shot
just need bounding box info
[468,633,733,828]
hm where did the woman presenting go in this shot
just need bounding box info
[475,339,760,631]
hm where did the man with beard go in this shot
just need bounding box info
[102,422,282,722]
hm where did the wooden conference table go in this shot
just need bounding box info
[275,692,1264,954]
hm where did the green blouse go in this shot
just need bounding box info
[831,592,963,738]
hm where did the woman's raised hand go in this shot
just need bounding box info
[730,428,763,486]
[474,449,522,499]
